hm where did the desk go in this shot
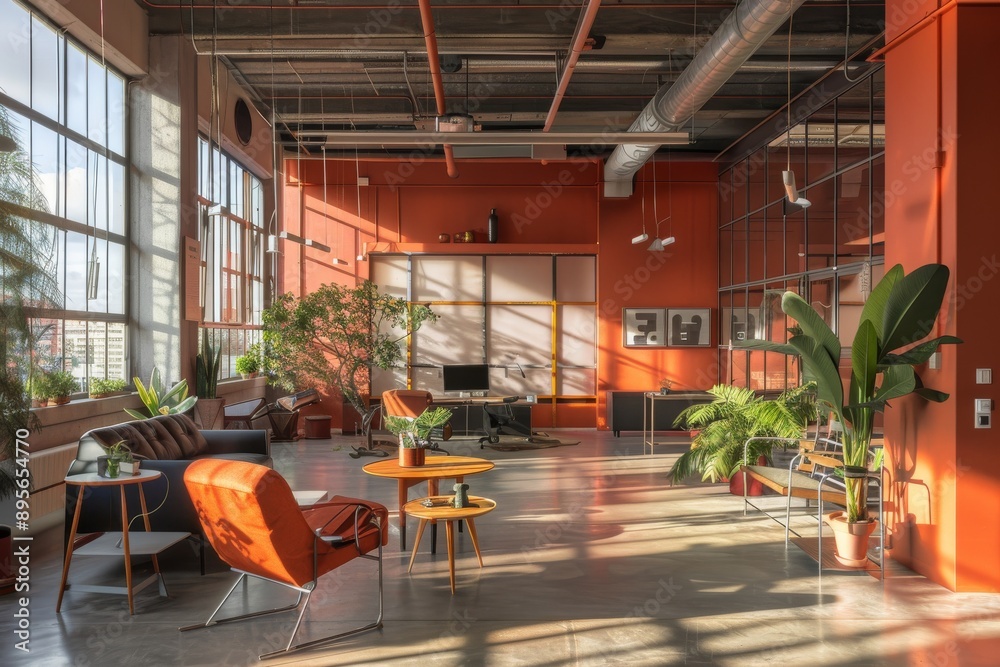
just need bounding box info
[404,496,496,594]
[58,470,189,614]
[362,456,494,550]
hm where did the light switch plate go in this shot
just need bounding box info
[977,368,992,384]
[976,398,993,413]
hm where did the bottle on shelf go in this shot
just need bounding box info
[487,208,499,243]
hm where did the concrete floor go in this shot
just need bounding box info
[4,429,1000,666]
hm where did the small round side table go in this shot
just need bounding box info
[402,495,496,594]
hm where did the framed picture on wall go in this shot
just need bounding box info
[623,308,667,347]
[667,308,712,347]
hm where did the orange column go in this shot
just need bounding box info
[884,0,1000,591]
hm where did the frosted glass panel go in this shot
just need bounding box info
[486,256,552,301]
[413,256,482,301]
[487,305,550,366]
[371,366,406,395]
[558,368,595,395]
[371,256,408,298]
[412,304,483,365]
[557,305,596,366]
[488,367,547,396]
[556,256,596,302]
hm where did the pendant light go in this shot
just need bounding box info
[782,12,811,209]
[648,148,675,251]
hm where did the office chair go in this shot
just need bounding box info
[479,395,531,447]
[180,459,388,660]
[350,389,452,458]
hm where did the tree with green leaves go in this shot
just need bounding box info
[262,280,437,419]
[0,106,60,498]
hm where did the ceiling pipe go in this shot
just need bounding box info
[543,0,602,132]
[322,131,689,147]
[603,0,806,197]
[417,0,458,178]
[142,1,741,11]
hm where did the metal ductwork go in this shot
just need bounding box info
[603,0,806,197]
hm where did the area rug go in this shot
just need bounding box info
[482,432,580,452]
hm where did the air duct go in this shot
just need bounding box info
[603,0,806,197]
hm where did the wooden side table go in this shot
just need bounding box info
[403,495,496,594]
[363,455,494,550]
[58,470,189,614]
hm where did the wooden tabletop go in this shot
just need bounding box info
[64,470,162,486]
[363,455,494,480]
[403,495,496,521]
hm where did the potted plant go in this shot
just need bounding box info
[659,378,674,395]
[262,281,437,453]
[235,344,260,379]
[29,373,50,408]
[383,407,453,467]
[669,383,817,494]
[739,263,961,565]
[195,337,225,429]
[96,441,137,478]
[89,377,127,399]
[124,367,198,420]
[46,370,79,405]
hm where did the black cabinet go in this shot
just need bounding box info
[606,391,711,436]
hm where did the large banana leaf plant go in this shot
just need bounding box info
[738,263,961,523]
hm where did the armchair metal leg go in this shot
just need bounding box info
[258,543,385,660]
[178,572,305,632]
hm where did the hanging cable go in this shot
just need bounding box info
[843,0,865,83]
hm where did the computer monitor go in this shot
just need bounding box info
[442,364,490,393]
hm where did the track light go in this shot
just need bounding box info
[782,170,812,208]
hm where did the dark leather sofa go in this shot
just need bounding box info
[64,413,271,567]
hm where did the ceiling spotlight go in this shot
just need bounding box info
[265,235,280,254]
[782,170,812,208]
[648,235,676,252]
[631,232,649,245]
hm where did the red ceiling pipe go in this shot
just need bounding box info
[417,0,458,178]
[543,0,602,132]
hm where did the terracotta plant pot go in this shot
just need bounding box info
[825,510,878,567]
[729,457,767,496]
[50,395,70,405]
[399,447,426,468]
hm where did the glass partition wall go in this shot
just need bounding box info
[370,254,597,422]
[718,69,885,390]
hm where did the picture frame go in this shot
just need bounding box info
[622,308,667,347]
[666,308,712,347]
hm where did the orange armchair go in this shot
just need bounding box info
[180,459,388,660]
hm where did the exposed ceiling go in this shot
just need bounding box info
[136,0,885,163]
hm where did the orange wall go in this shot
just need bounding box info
[885,2,1000,591]
[280,157,719,430]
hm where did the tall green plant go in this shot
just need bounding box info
[738,264,961,523]
[262,281,437,418]
[196,336,222,399]
[0,106,60,499]
[125,368,198,419]
[669,383,817,484]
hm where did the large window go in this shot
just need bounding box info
[0,0,128,393]
[197,137,265,376]
[718,68,885,390]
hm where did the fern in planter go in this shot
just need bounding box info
[669,383,817,484]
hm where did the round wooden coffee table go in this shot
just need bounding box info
[403,495,496,594]
[362,455,494,549]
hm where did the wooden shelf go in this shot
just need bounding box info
[370,242,599,255]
